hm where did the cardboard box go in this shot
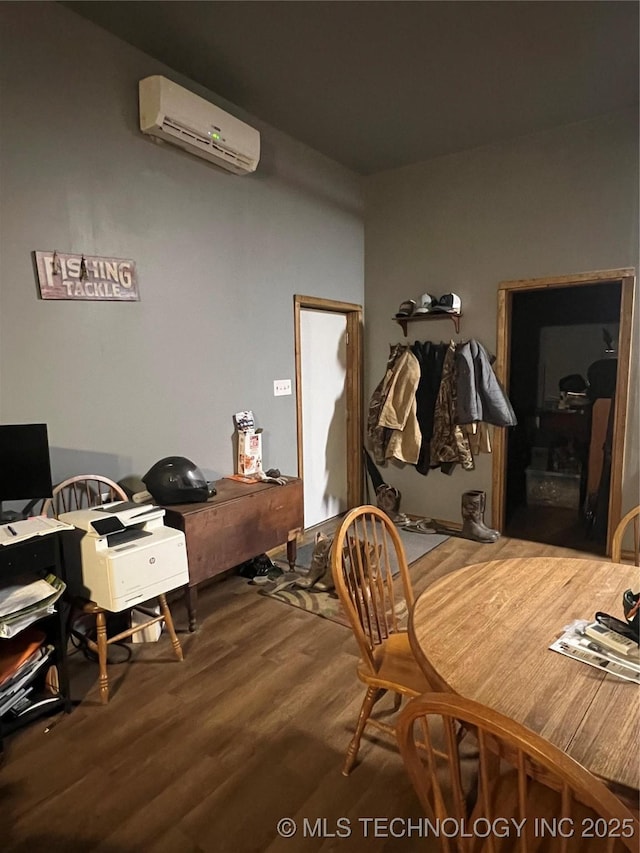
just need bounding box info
[131,603,162,643]
[234,410,263,476]
[237,429,262,476]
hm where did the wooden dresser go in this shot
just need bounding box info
[162,476,303,630]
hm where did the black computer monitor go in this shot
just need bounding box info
[0,423,53,503]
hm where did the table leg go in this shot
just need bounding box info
[185,585,198,632]
[286,532,298,571]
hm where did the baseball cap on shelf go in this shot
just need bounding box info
[395,299,416,318]
[414,293,437,314]
[431,293,462,314]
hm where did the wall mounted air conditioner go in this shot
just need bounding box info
[139,75,260,175]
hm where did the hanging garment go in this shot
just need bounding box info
[455,340,517,427]
[463,422,492,455]
[430,343,474,470]
[367,344,407,464]
[411,340,448,475]
[378,348,422,465]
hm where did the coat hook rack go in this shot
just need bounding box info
[394,312,462,337]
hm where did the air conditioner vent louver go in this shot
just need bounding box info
[163,119,210,146]
[139,76,260,175]
[161,118,254,169]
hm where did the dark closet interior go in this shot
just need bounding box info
[505,282,622,552]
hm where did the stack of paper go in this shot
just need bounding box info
[0,629,55,717]
[0,573,66,638]
[550,627,640,684]
[0,516,74,546]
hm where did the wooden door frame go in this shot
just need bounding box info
[492,268,636,554]
[294,295,364,515]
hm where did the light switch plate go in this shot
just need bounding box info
[274,379,292,396]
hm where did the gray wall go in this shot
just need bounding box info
[0,3,364,486]
[1,4,637,527]
[364,109,639,523]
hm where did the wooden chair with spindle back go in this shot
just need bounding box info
[330,504,432,776]
[397,692,639,853]
[611,505,640,566]
[45,475,183,704]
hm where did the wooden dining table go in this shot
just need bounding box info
[409,556,640,798]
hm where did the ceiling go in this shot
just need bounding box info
[63,1,639,175]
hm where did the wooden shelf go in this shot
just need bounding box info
[0,533,71,757]
[394,312,462,337]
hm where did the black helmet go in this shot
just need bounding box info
[142,456,211,504]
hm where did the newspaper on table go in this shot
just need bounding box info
[550,620,640,685]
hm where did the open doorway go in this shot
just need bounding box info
[294,295,363,529]
[492,269,635,554]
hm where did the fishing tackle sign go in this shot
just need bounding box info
[34,251,139,301]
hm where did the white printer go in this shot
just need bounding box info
[59,502,189,612]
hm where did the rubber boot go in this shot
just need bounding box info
[295,532,332,589]
[461,491,499,543]
[476,491,500,541]
[314,536,336,591]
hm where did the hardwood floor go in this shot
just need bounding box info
[0,529,605,852]
[505,504,605,554]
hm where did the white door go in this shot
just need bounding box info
[300,309,348,527]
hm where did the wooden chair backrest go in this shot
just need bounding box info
[397,692,639,853]
[330,505,414,672]
[611,505,640,566]
[43,475,128,518]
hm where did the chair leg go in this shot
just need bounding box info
[343,686,386,776]
[95,610,109,705]
[158,594,183,661]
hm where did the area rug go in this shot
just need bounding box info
[260,528,448,628]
